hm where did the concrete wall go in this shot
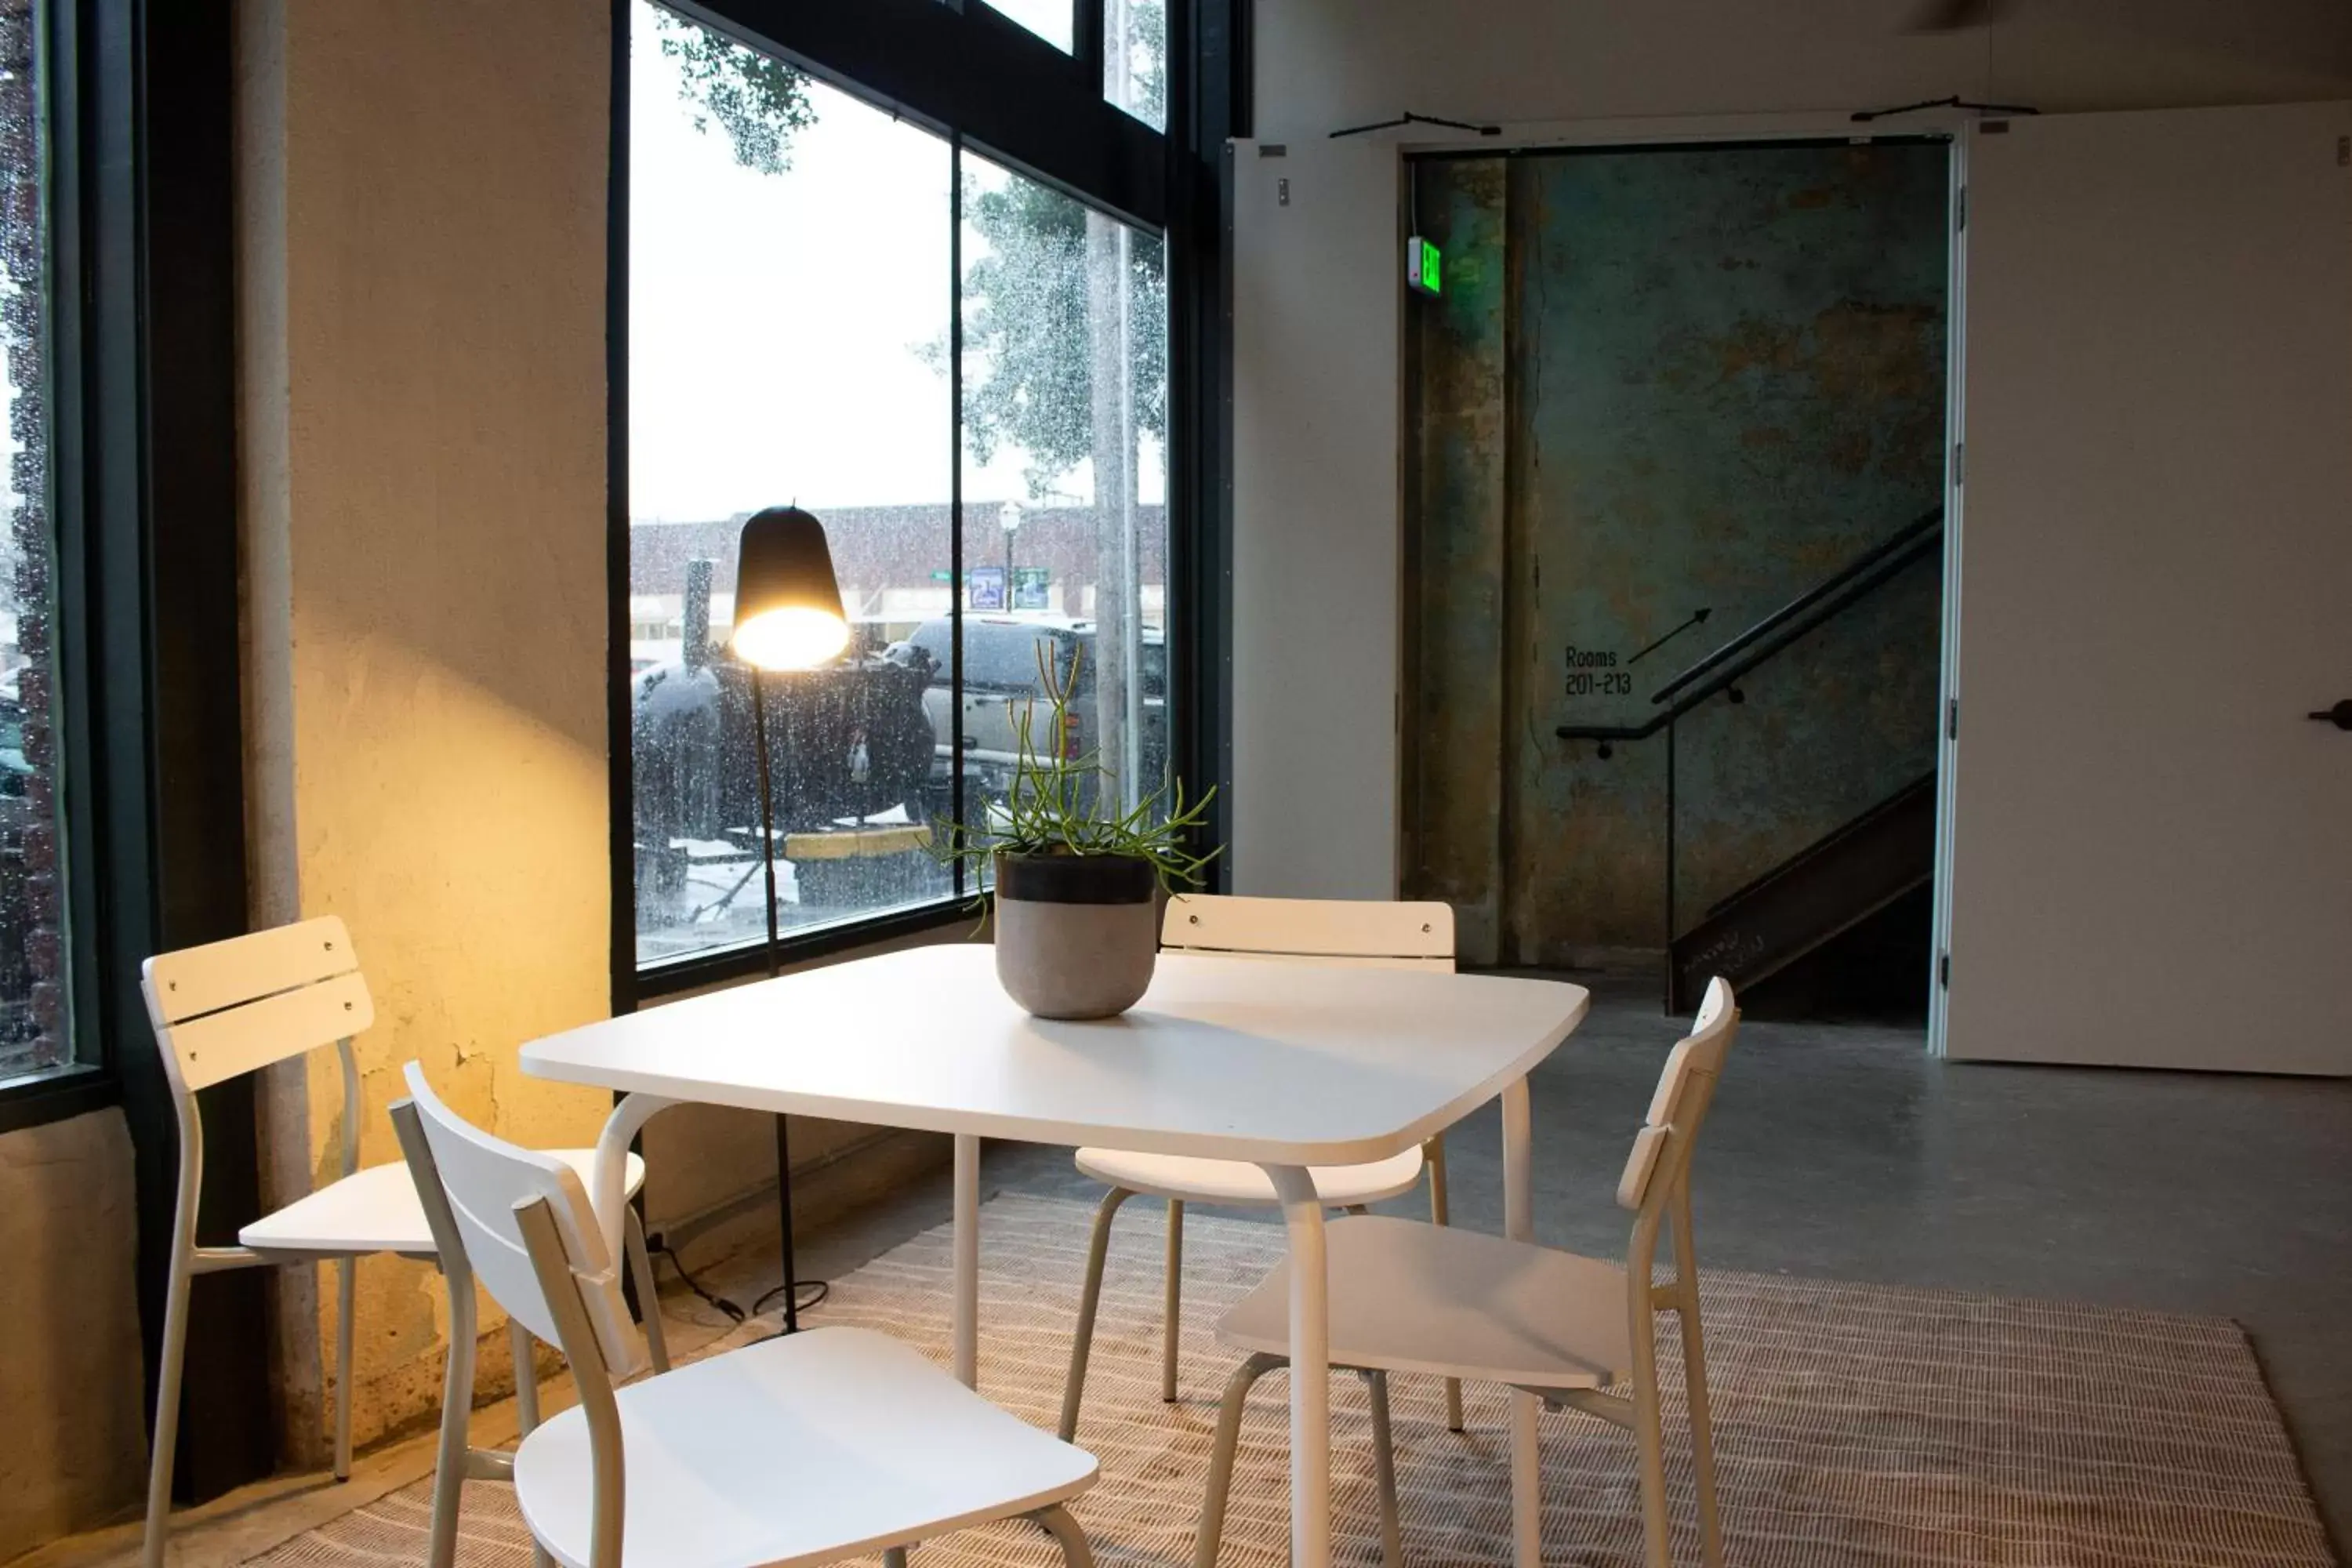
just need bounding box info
[1232,0,2352,899]
[0,1111,146,1557]
[239,0,618,1461]
[1404,143,1948,967]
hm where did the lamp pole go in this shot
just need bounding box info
[730,504,846,1338]
[749,665,799,1334]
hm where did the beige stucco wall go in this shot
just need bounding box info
[0,1109,146,1557]
[238,0,617,1460]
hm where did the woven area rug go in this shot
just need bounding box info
[254,1192,2332,1568]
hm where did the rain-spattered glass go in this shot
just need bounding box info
[629,2,954,968]
[1102,0,1165,130]
[627,2,1179,973]
[957,152,1170,868]
[0,5,69,1086]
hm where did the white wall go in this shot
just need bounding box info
[1230,141,1400,898]
[1233,0,2352,898]
[1255,0,2352,141]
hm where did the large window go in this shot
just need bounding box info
[625,0,1172,979]
[0,3,67,1091]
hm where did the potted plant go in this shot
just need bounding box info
[931,644,1217,1018]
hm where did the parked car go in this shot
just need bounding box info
[883,616,1167,803]
[630,649,935,863]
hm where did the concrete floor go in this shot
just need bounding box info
[775,977,2352,1556]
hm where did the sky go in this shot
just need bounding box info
[627,1,1165,524]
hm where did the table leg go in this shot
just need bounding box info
[1501,1077,1541,1568]
[591,1093,678,1265]
[953,1132,980,1389]
[1264,1163,1330,1568]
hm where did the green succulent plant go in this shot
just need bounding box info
[927,642,1218,893]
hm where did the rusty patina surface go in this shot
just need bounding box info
[1404,158,1508,960]
[1406,143,1948,967]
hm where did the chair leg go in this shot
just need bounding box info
[512,1319,541,1436]
[1672,1202,1724,1568]
[1508,1390,1543,1568]
[1629,1330,1673,1568]
[1032,1504,1098,1568]
[1162,1198,1185,1403]
[333,1255,357,1481]
[1058,1185,1134,1443]
[426,1263,477,1568]
[1195,1351,1284,1568]
[623,1205,670,1373]
[1426,1137,1464,1433]
[1365,1370,1404,1568]
[140,1243,197,1568]
[514,1321,554,1568]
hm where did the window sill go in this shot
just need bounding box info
[0,1064,120,1136]
[626,898,978,1008]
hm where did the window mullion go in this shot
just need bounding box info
[1073,0,1102,103]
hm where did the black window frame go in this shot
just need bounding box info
[2,0,269,1508]
[613,0,1245,1007]
[0,0,249,1131]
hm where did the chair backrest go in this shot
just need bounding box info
[1162,894,1454,972]
[1617,976,1740,1214]
[142,916,374,1095]
[394,1062,647,1380]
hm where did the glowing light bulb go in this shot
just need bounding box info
[731,605,849,670]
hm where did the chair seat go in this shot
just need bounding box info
[514,1326,1097,1568]
[1217,1214,1634,1390]
[1073,1144,1426,1207]
[239,1150,647,1258]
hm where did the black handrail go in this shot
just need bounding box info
[1556,506,1944,746]
[1649,508,1944,706]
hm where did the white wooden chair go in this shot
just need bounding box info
[138,916,664,1568]
[390,1062,1102,1568]
[1195,978,1740,1568]
[1059,894,1461,1443]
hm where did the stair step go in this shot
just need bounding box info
[1671,771,1938,1012]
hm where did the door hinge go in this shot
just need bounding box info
[1947,696,1960,739]
[1955,184,1968,231]
[1939,951,1951,989]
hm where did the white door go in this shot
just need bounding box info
[1945,101,2352,1073]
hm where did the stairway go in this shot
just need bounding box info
[1668,772,1938,1015]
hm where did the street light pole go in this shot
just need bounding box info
[1000,500,1022,608]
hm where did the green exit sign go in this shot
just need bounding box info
[1406,234,1442,297]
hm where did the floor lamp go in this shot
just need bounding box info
[730,504,849,1334]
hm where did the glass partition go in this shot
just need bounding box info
[628,2,1174,975]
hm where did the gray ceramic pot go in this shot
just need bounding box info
[993,852,1158,1019]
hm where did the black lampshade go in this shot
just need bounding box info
[731,506,848,670]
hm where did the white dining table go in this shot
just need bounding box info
[521,942,1589,1568]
